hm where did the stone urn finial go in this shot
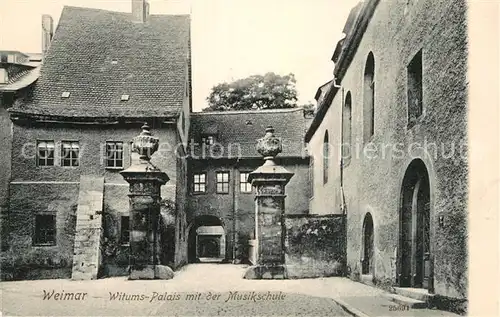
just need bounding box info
[132,123,159,161]
[256,126,282,162]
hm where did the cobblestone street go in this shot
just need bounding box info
[0,264,460,316]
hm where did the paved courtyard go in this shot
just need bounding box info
[0,264,459,316]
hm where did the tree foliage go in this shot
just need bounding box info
[203,72,299,111]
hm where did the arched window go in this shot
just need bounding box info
[343,92,352,164]
[323,131,329,184]
[363,52,375,142]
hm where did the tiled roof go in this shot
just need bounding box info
[11,6,190,118]
[189,108,310,159]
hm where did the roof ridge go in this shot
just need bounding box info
[192,107,304,116]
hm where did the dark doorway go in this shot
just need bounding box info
[399,159,432,290]
[362,213,374,275]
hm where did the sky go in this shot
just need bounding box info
[0,0,358,112]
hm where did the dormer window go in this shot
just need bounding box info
[121,94,130,101]
[61,91,70,98]
[0,68,7,84]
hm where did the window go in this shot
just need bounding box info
[120,216,130,244]
[323,131,329,184]
[61,141,80,167]
[240,172,252,193]
[342,92,352,164]
[7,54,14,63]
[363,52,375,142]
[33,214,56,246]
[106,141,124,168]
[0,54,7,63]
[407,50,423,127]
[193,173,206,193]
[37,140,55,166]
[216,171,230,193]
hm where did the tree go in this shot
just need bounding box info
[203,72,299,111]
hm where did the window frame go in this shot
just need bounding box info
[105,141,124,169]
[36,140,55,167]
[216,171,230,194]
[239,171,252,193]
[192,172,207,194]
[60,140,80,167]
[33,213,56,246]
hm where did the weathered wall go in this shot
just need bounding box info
[284,214,346,278]
[309,0,467,302]
[5,121,179,278]
[0,103,12,251]
[187,157,310,262]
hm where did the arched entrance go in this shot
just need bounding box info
[361,213,374,275]
[188,215,225,263]
[399,159,432,290]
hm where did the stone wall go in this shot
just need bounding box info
[284,214,346,278]
[4,120,179,279]
[307,0,467,302]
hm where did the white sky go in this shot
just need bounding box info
[0,0,358,111]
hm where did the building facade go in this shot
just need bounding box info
[306,0,468,311]
[187,109,312,263]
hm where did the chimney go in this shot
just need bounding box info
[41,14,53,57]
[132,0,149,23]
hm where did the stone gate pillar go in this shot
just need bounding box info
[244,126,294,279]
[121,123,173,280]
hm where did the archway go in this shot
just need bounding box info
[399,159,432,290]
[188,215,225,263]
[361,213,374,275]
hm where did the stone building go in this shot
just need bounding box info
[2,2,192,279]
[187,108,311,263]
[305,0,467,312]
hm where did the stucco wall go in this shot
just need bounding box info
[6,121,180,278]
[187,157,310,262]
[309,0,467,301]
[284,214,346,278]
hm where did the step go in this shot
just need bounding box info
[394,287,433,302]
[384,293,427,309]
